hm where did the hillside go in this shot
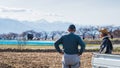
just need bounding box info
[0,18,72,33]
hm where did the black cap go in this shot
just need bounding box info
[68,24,76,30]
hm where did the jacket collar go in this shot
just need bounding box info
[103,36,109,39]
[69,32,74,34]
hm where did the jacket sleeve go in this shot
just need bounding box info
[78,37,86,55]
[54,36,63,53]
[99,39,107,53]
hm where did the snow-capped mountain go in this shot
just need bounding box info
[0,18,72,33]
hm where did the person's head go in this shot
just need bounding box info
[68,24,76,32]
[99,28,109,37]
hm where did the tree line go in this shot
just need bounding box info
[0,25,120,40]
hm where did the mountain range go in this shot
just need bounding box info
[0,18,73,34]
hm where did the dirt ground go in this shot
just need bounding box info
[0,52,119,68]
[0,52,92,68]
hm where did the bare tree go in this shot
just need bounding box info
[34,32,42,40]
[113,28,120,38]
[78,26,90,40]
[41,31,48,40]
[87,26,99,40]
[50,31,57,40]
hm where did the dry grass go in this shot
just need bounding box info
[0,52,93,68]
[0,44,119,68]
[0,51,119,68]
[0,45,58,49]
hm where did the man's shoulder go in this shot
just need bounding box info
[60,35,67,38]
[74,34,80,37]
[62,34,67,37]
[71,34,81,40]
[63,33,80,38]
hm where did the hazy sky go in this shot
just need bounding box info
[0,0,120,26]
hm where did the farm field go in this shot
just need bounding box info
[0,52,92,68]
[0,44,119,68]
[0,44,119,50]
[0,51,120,68]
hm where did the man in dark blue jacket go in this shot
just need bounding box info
[99,28,113,54]
[54,24,86,68]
